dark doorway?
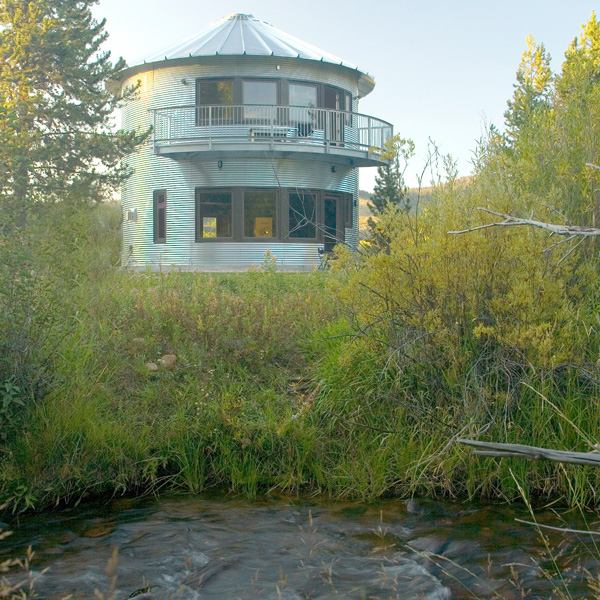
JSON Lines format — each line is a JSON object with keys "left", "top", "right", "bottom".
{"left": 323, "top": 86, "right": 344, "bottom": 144}
{"left": 323, "top": 196, "right": 339, "bottom": 251}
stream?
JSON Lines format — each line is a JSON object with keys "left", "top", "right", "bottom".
{"left": 1, "top": 494, "right": 598, "bottom": 599}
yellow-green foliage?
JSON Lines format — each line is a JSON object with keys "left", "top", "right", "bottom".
{"left": 315, "top": 13, "right": 600, "bottom": 507}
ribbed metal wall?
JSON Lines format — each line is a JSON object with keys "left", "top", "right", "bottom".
{"left": 120, "top": 56, "right": 361, "bottom": 270}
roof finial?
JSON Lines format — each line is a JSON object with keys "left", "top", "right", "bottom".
{"left": 226, "top": 12, "right": 253, "bottom": 20}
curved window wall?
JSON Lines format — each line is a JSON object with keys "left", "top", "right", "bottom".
{"left": 187, "top": 187, "right": 352, "bottom": 247}
{"left": 195, "top": 77, "right": 352, "bottom": 112}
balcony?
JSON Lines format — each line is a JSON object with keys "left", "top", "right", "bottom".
{"left": 150, "top": 105, "right": 393, "bottom": 167}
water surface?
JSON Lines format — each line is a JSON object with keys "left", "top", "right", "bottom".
{"left": 1, "top": 494, "right": 598, "bottom": 599}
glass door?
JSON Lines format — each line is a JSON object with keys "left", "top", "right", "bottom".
{"left": 323, "top": 195, "right": 339, "bottom": 251}
{"left": 289, "top": 83, "right": 317, "bottom": 137}
{"left": 324, "top": 86, "right": 344, "bottom": 145}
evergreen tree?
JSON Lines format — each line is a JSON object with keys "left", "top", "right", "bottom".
{"left": 0, "top": 0, "right": 148, "bottom": 227}
{"left": 367, "top": 134, "right": 414, "bottom": 227}
{"left": 504, "top": 34, "right": 552, "bottom": 143}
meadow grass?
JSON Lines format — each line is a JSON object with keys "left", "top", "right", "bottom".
{"left": 0, "top": 203, "right": 599, "bottom": 514}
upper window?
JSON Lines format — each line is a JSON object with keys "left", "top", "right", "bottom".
{"left": 243, "top": 81, "right": 277, "bottom": 105}
{"left": 196, "top": 190, "right": 232, "bottom": 239}
{"left": 242, "top": 80, "right": 277, "bottom": 122}
{"left": 289, "top": 83, "right": 317, "bottom": 107}
{"left": 288, "top": 191, "right": 316, "bottom": 239}
{"left": 244, "top": 190, "right": 277, "bottom": 238}
{"left": 197, "top": 79, "right": 234, "bottom": 105}
{"left": 196, "top": 79, "right": 234, "bottom": 125}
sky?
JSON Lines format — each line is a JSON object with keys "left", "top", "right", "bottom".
{"left": 94, "top": 0, "right": 598, "bottom": 190}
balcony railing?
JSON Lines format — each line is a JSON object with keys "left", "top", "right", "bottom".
{"left": 151, "top": 104, "right": 393, "bottom": 162}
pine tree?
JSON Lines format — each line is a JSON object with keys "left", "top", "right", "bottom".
{"left": 0, "top": 0, "right": 148, "bottom": 227}
{"left": 367, "top": 134, "right": 414, "bottom": 227}
{"left": 504, "top": 35, "right": 552, "bottom": 143}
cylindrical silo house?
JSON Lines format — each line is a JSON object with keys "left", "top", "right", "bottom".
{"left": 113, "top": 13, "right": 392, "bottom": 271}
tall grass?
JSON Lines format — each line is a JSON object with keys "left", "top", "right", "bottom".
{"left": 0, "top": 199, "right": 599, "bottom": 513}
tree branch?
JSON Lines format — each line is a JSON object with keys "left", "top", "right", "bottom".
{"left": 457, "top": 438, "right": 600, "bottom": 466}
{"left": 514, "top": 518, "right": 600, "bottom": 537}
{"left": 448, "top": 208, "right": 600, "bottom": 237}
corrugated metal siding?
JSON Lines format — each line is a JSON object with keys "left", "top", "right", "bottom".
{"left": 128, "top": 243, "right": 323, "bottom": 272}
{"left": 121, "top": 59, "right": 360, "bottom": 270}
{"left": 123, "top": 57, "right": 360, "bottom": 107}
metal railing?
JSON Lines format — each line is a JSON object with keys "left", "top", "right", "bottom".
{"left": 151, "top": 104, "right": 393, "bottom": 155}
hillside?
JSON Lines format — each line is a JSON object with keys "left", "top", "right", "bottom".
{"left": 358, "top": 177, "right": 472, "bottom": 232}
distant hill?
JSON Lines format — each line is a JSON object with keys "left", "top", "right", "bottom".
{"left": 358, "top": 187, "right": 433, "bottom": 231}
{"left": 358, "top": 177, "right": 472, "bottom": 232}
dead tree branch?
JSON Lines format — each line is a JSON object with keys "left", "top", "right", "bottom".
{"left": 448, "top": 208, "right": 600, "bottom": 237}
{"left": 514, "top": 518, "right": 600, "bottom": 537}
{"left": 456, "top": 438, "right": 600, "bottom": 467}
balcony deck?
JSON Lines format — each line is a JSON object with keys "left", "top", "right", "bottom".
{"left": 151, "top": 105, "right": 393, "bottom": 167}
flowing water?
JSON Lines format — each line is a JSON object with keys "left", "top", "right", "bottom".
{"left": 1, "top": 494, "right": 598, "bottom": 599}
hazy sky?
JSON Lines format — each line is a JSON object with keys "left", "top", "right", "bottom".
{"left": 94, "top": 0, "right": 597, "bottom": 190}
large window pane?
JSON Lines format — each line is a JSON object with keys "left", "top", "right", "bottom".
{"left": 289, "top": 83, "right": 317, "bottom": 107}
{"left": 243, "top": 81, "right": 277, "bottom": 104}
{"left": 196, "top": 191, "right": 232, "bottom": 239}
{"left": 243, "top": 80, "right": 277, "bottom": 122}
{"left": 244, "top": 190, "right": 276, "bottom": 238}
{"left": 196, "top": 80, "right": 234, "bottom": 125}
{"left": 198, "top": 80, "right": 233, "bottom": 105}
{"left": 288, "top": 191, "right": 316, "bottom": 239}
{"left": 289, "top": 83, "right": 318, "bottom": 137}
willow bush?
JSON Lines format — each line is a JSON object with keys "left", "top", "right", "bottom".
{"left": 314, "top": 13, "right": 600, "bottom": 505}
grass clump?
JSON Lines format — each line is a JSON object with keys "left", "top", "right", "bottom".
{"left": 0, "top": 205, "right": 337, "bottom": 511}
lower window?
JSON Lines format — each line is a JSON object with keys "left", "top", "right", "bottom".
{"left": 153, "top": 189, "right": 167, "bottom": 243}
{"left": 193, "top": 187, "right": 351, "bottom": 244}
{"left": 195, "top": 190, "right": 232, "bottom": 239}
{"left": 288, "top": 191, "right": 317, "bottom": 239}
{"left": 244, "top": 190, "right": 277, "bottom": 238}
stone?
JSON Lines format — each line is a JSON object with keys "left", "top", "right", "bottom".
{"left": 159, "top": 354, "right": 177, "bottom": 369}
{"left": 145, "top": 362, "right": 159, "bottom": 372}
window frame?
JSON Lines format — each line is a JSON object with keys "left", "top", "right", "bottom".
{"left": 241, "top": 78, "right": 280, "bottom": 105}
{"left": 195, "top": 188, "right": 234, "bottom": 242}
{"left": 242, "top": 188, "right": 279, "bottom": 241}
{"left": 322, "top": 192, "right": 351, "bottom": 249}
{"left": 286, "top": 188, "right": 320, "bottom": 242}
{"left": 192, "top": 187, "right": 353, "bottom": 244}
{"left": 194, "top": 76, "right": 352, "bottom": 112}
{"left": 153, "top": 189, "right": 167, "bottom": 244}
{"left": 195, "top": 77, "right": 236, "bottom": 126}
{"left": 344, "top": 193, "right": 354, "bottom": 229}
{"left": 195, "top": 77, "right": 236, "bottom": 105}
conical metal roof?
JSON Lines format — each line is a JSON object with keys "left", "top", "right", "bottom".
{"left": 121, "top": 13, "right": 375, "bottom": 96}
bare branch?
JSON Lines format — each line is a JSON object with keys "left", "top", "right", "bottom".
{"left": 456, "top": 438, "right": 600, "bottom": 467}
{"left": 448, "top": 208, "right": 600, "bottom": 237}
{"left": 514, "top": 518, "right": 600, "bottom": 537}
{"left": 586, "top": 162, "right": 600, "bottom": 172}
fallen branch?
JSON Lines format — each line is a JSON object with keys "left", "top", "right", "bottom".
{"left": 456, "top": 438, "right": 600, "bottom": 467}
{"left": 448, "top": 208, "right": 600, "bottom": 237}
{"left": 514, "top": 518, "right": 600, "bottom": 537}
